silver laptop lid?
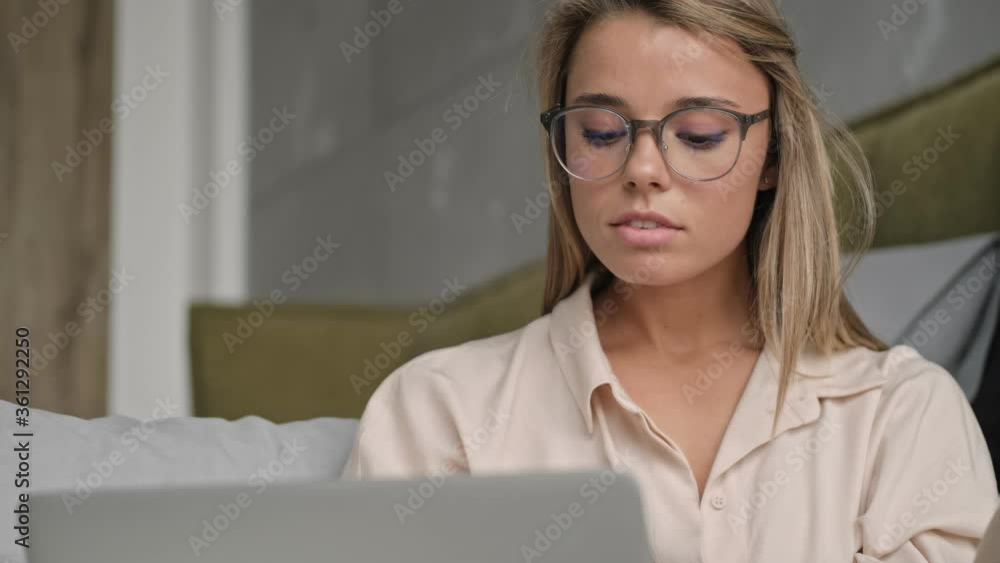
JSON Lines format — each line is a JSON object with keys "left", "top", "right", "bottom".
{"left": 28, "top": 469, "right": 654, "bottom": 563}
{"left": 975, "top": 503, "right": 1000, "bottom": 563}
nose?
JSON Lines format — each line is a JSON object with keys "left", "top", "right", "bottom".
{"left": 622, "top": 125, "right": 671, "bottom": 192}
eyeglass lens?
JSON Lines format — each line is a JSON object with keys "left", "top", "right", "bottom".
{"left": 551, "top": 107, "right": 743, "bottom": 181}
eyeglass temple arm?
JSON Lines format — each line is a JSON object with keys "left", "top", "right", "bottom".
{"left": 540, "top": 105, "right": 563, "bottom": 130}
{"left": 737, "top": 109, "right": 770, "bottom": 139}
{"left": 742, "top": 109, "right": 770, "bottom": 125}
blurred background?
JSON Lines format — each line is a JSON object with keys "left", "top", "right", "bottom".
{"left": 2, "top": 0, "right": 999, "bottom": 421}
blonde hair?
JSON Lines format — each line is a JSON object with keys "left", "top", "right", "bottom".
{"left": 534, "top": 0, "right": 887, "bottom": 429}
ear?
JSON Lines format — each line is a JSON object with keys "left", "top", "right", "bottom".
{"left": 758, "top": 165, "right": 778, "bottom": 192}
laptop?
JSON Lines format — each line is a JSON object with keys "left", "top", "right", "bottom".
{"left": 976, "top": 503, "right": 1000, "bottom": 563}
{"left": 27, "top": 469, "right": 654, "bottom": 563}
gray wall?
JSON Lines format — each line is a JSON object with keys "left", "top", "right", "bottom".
{"left": 248, "top": 0, "right": 1000, "bottom": 305}
{"left": 781, "top": 0, "right": 1000, "bottom": 119}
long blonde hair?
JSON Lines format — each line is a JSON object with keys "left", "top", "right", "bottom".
{"left": 535, "top": 0, "right": 887, "bottom": 428}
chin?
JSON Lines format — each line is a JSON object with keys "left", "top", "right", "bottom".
{"left": 601, "top": 253, "right": 691, "bottom": 287}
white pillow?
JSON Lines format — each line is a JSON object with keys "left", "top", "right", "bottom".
{"left": 0, "top": 401, "right": 358, "bottom": 563}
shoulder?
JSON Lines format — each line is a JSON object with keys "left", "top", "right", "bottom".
{"left": 843, "top": 347, "right": 998, "bottom": 556}
{"left": 813, "top": 343, "right": 964, "bottom": 401}
{"left": 803, "top": 343, "right": 974, "bottom": 435}
{"left": 826, "top": 344, "right": 979, "bottom": 441}
{"left": 870, "top": 344, "right": 967, "bottom": 406}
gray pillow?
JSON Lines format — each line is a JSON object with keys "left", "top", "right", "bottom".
{"left": 0, "top": 401, "right": 358, "bottom": 563}
{"left": 845, "top": 232, "right": 1000, "bottom": 398}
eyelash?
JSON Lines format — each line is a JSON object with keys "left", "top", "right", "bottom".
{"left": 583, "top": 128, "right": 627, "bottom": 147}
{"left": 675, "top": 131, "right": 727, "bottom": 150}
{"left": 582, "top": 128, "right": 727, "bottom": 150}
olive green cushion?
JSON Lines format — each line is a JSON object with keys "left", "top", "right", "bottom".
{"left": 191, "top": 55, "right": 1000, "bottom": 421}
{"left": 412, "top": 260, "right": 546, "bottom": 353}
{"left": 847, "top": 55, "right": 1000, "bottom": 248}
{"left": 189, "top": 264, "right": 548, "bottom": 422}
{"left": 190, "top": 305, "right": 419, "bottom": 422}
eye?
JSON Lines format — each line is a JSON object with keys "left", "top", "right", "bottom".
{"left": 675, "top": 131, "right": 726, "bottom": 150}
{"left": 582, "top": 127, "right": 627, "bottom": 147}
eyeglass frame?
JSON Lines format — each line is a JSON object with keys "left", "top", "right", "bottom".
{"left": 539, "top": 103, "right": 771, "bottom": 182}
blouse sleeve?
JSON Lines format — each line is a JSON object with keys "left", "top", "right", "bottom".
{"left": 855, "top": 354, "right": 999, "bottom": 562}
{"left": 340, "top": 359, "right": 469, "bottom": 481}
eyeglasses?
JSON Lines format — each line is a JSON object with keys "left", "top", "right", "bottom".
{"left": 540, "top": 104, "right": 770, "bottom": 182}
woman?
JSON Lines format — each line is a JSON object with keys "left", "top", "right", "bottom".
{"left": 343, "top": 1, "right": 998, "bottom": 561}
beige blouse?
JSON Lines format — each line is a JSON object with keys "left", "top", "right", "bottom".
{"left": 342, "top": 271, "right": 999, "bottom": 562}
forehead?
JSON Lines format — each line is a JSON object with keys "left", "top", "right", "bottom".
{"left": 565, "top": 11, "right": 770, "bottom": 115}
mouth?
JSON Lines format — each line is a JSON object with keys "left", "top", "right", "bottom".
{"left": 609, "top": 210, "right": 681, "bottom": 230}
{"left": 616, "top": 219, "right": 675, "bottom": 230}
{"left": 609, "top": 211, "right": 683, "bottom": 247}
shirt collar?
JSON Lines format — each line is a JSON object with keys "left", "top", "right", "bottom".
{"left": 548, "top": 270, "right": 890, "bottom": 435}
{"left": 548, "top": 270, "right": 616, "bottom": 434}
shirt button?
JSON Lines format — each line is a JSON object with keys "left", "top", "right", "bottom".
{"left": 710, "top": 494, "right": 726, "bottom": 509}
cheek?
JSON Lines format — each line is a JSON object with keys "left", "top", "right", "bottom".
{"left": 712, "top": 147, "right": 767, "bottom": 199}
{"left": 690, "top": 177, "right": 760, "bottom": 242}
{"left": 569, "top": 181, "right": 609, "bottom": 232}
{"left": 696, "top": 144, "right": 768, "bottom": 224}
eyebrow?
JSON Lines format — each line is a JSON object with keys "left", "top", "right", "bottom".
{"left": 570, "top": 92, "right": 740, "bottom": 111}
{"left": 571, "top": 92, "right": 629, "bottom": 107}
{"left": 675, "top": 96, "right": 740, "bottom": 110}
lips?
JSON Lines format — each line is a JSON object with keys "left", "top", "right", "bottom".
{"left": 609, "top": 210, "right": 683, "bottom": 247}
{"left": 609, "top": 210, "right": 681, "bottom": 230}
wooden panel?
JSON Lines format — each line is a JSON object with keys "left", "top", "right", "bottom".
{"left": 0, "top": 0, "right": 112, "bottom": 417}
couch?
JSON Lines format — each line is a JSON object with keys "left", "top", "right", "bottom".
{"left": 0, "top": 400, "right": 358, "bottom": 562}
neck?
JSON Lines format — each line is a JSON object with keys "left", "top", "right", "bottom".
{"left": 595, "top": 241, "right": 756, "bottom": 360}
